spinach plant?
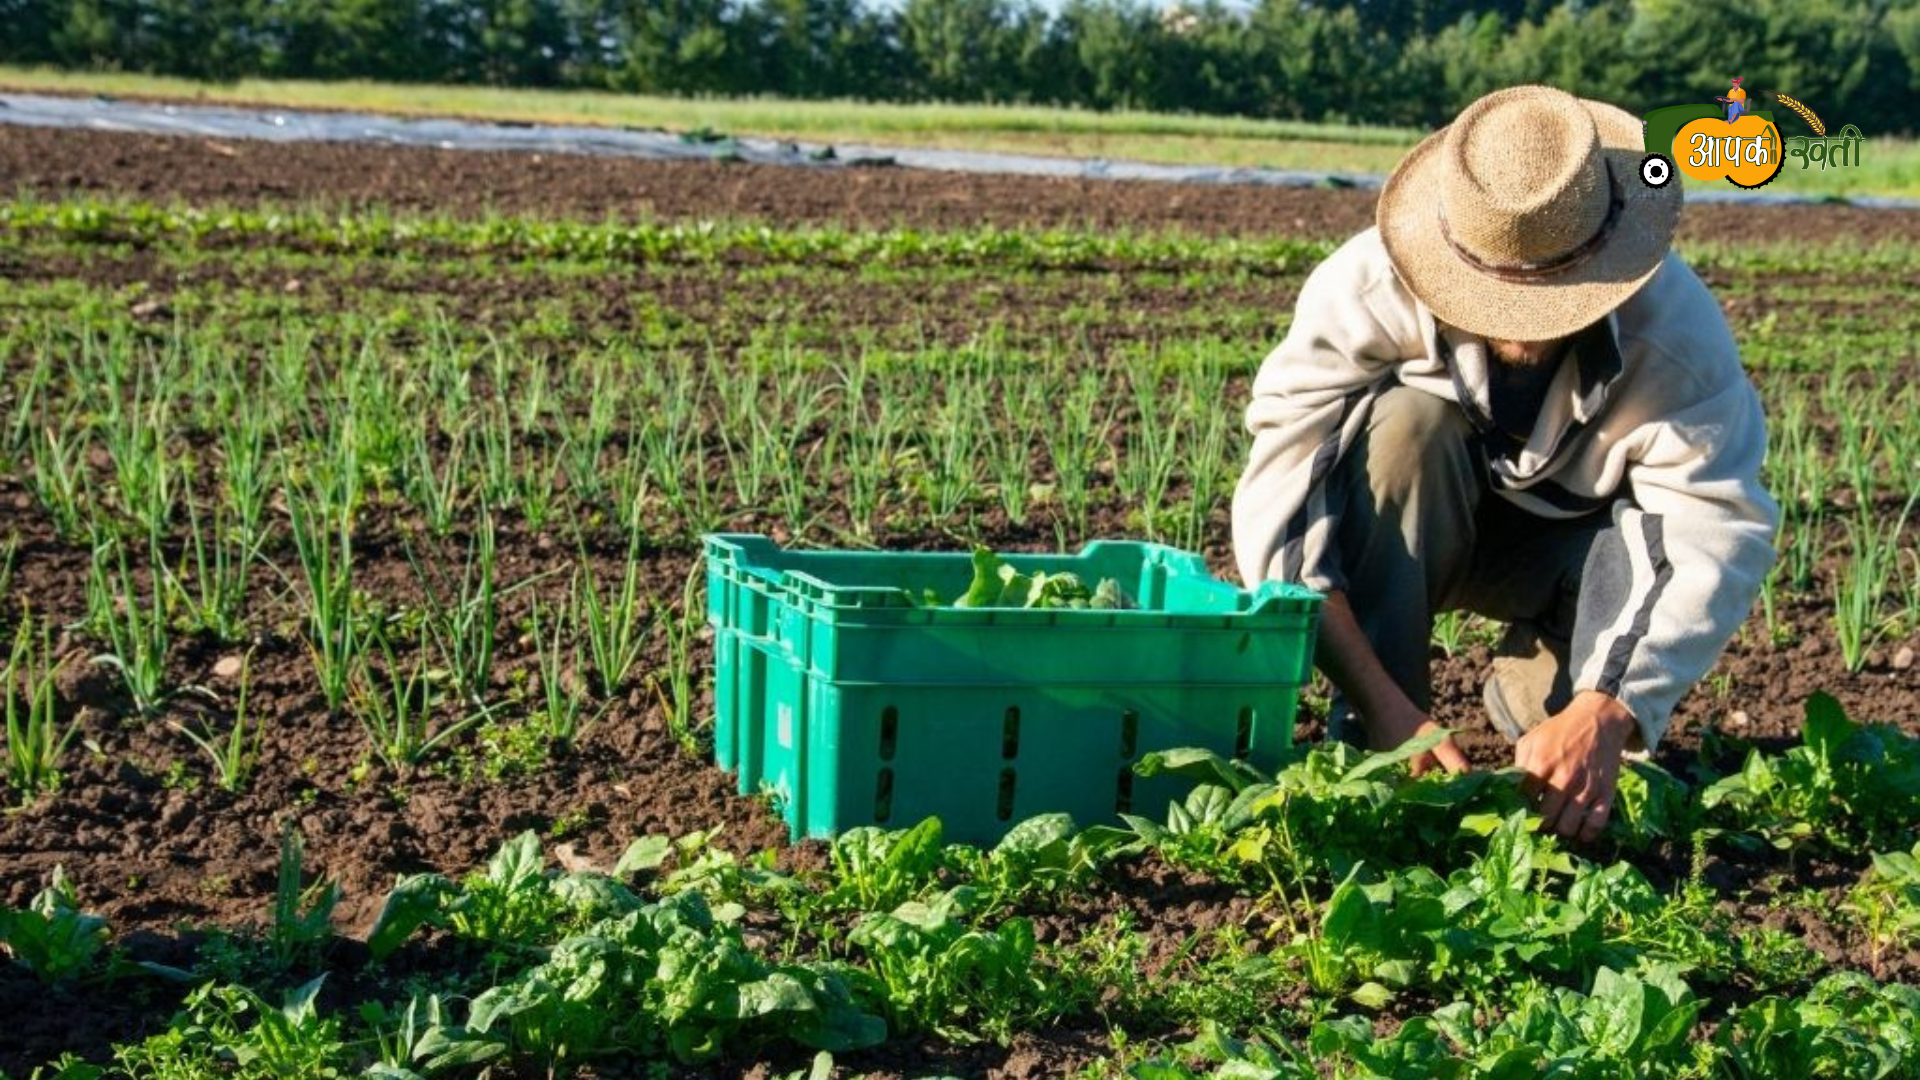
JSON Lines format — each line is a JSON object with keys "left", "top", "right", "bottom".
{"left": 0, "top": 866, "right": 108, "bottom": 985}
{"left": 1717, "top": 972, "right": 1920, "bottom": 1080}
{"left": 116, "top": 976, "right": 348, "bottom": 1080}
{"left": 1120, "top": 736, "right": 1519, "bottom": 899}
{"left": 366, "top": 830, "right": 571, "bottom": 962}
{"left": 1422, "top": 966, "right": 1705, "bottom": 1079}
{"left": 465, "top": 890, "right": 884, "bottom": 1065}
{"left": 845, "top": 885, "right": 1051, "bottom": 1043}
{"left": 954, "top": 812, "right": 1120, "bottom": 912}
{"left": 1845, "top": 840, "right": 1920, "bottom": 977}
{"left": 361, "top": 993, "right": 508, "bottom": 1080}
{"left": 824, "top": 817, "right": 948, "bottom": 912}
{"left": 1701, "top": 693, "right": 1920, "bottom": 854}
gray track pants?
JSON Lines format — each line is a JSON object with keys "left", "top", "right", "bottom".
{"left": 1324, "top": 386, "right": 1637, "bottom": 745}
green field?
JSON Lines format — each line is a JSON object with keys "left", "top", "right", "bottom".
{"left": 1, "top": 167, "right": 1919, "bottom": 1076}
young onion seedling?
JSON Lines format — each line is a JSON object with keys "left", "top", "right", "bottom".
{"left": 529, "top": 599, "right": 598, "bottom": 752}
{"left": 570, "top": 532, "right": 650, "bottom": 699}
{"left": 284, "top": 458, "right": 359, "bottom": 715}
{"left": 172, "top": 496, "right": 256, "bottom": 644}
{"left": 168, "top": 648, "right": 260, "bottom": 794}
{"left": 269, "top": 821, "right": 341, "bottom": 974}
{"left": 0, "top": 533, "right": 15, "bottom": 614}
{"left": 405, "top": 510, "right": 505, "bottom": 709}
{"left": 4, "top": 615, "right": 77, "bottom": 802}
{"left": 652, "top": 566, "right": 705, "bottom": 756}
{"left": 29, "top": 424, "right": 89, "bottom": 545}
{"left": 220, "top": 408, "right": 274, "bottom": 548}
{"left": 85, "top": 538, "right": 172, "bottom": 715}
{"left": 350, "top": 624, "right": 491, "bottom": 774}
{"left": 1831, "top": 499, "right": 1913, "bottom": 673}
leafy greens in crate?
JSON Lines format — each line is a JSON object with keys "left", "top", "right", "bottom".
{"left": 933, "top": 545, "right": 1131, "bottom": 610}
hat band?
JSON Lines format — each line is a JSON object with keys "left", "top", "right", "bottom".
{"left": 1438, "top": 161, "right": 1624, "bottom": 284}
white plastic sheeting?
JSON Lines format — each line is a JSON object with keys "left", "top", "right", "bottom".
{"left": 0, "top": 91, "right": 1373, "bottom": 189}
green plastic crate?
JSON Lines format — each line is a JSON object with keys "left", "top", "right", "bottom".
{"left": 704, "top": 534, "right": 1322, "bottom": 846}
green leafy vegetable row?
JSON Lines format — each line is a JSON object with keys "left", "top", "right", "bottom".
{"left": 0, "top": 197, "right": 1334, "bottom": 273}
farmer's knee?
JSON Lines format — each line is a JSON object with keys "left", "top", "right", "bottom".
{"left": 1356, "top": 386, "right": 1477, "bottom": 509}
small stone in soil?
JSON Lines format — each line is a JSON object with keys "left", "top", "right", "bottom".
{"left": 1893, "top": 646, "right": 1914, "bottom": 671}
{"left": 555, "top": 843, "right": 598, "bottom": 874}
{"left": 213, "top": 656, "right": 244, "bottom": 679}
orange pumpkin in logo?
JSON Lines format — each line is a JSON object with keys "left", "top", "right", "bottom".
{"left": 1674, "top": 114, "right": 1784, "bottom": 187}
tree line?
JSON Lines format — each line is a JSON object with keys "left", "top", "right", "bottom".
{"left": 3, "top": 0, "right": 1914, "bottom": 135}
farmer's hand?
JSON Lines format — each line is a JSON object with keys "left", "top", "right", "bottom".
{"left": 1367, "top": 706, "right": 1470, "bottom": 778}
{"left": 1515, "top": 691, "right": 1637, "bottom": 843}
{"left": 1314, "top": 591, "right": 1469, "bottom": 777}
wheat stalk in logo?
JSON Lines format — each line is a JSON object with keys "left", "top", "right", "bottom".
{"left": 1770, "top": 92, "right": 1825, "bottom": 136}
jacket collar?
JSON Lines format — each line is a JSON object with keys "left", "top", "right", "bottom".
{"left": 1422, "top": 306, "right": 1629, "bottom": 481}
{"left": 1571, "top": 313, "right": 1625, "bottom": 422}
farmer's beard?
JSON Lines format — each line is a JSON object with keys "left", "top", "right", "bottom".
{"left": 1487, "top": 337, "right": 1570, "bottom": 368}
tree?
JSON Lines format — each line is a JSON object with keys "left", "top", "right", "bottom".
{"left": 610, "top": 0, "right": 761, "bottom": 95}
{"left": 0, "top": 0, "right": 61, "bottom": 63}
{"left": 1058, "top": 0, "right": 1161, "bottom": 109}
{"left": 272, "top": 0, "right": 448, "bottom": 81}
{"left": 754, "top": 0, "right": 901, "bottom": 99}
{"left": 1247, "top": 1, "right": 1408, "bottom": 122}
{"left": 1153, "top": 1, "right": 1268, "bottom": 116}
{"left": 1343, "top": 0, "right": 1543, "bottom": 41}
{"left": 50, "top": 0, "right": 140, "bottom": 68}
{"left": 124, "top": 0, "right": 273, "bottom": 81}
{"left": 898, "top": 0, "right": 1050, "bottom": 102}
{"left": 1620, "top": 0, "right": 1906, "bottom": 134}
{"left": 1893, "top": 1, "right": 1920, "bottom": 90}
{"left": 436, "top": 0, "right": 571, "bottom": 86}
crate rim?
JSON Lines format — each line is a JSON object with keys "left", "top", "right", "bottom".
{"left": 702, "top": 532, "right": 1325, "bottom": 616}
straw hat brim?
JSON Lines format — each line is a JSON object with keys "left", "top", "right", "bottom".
{"left": 1377, "top": 97, "right": 1683, "bottom": 342}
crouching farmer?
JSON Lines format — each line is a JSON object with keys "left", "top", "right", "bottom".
{"left": 1231, "top": 86, "right": 1778, "bottom": 841}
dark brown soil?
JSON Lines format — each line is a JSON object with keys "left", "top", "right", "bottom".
{"left": 1, "top": 122, "right": 1917, "bottom": 1079}
{"left": 10, "top": 124, "right": 1920, "bottom": 245}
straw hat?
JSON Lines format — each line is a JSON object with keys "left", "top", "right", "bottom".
{"left": 1377, "top": 85, "right": 1683, "bottom": 342}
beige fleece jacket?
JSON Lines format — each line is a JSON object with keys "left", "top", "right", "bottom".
{"left": 1230, "top": 227, "right": 1778, "bottom": 749}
